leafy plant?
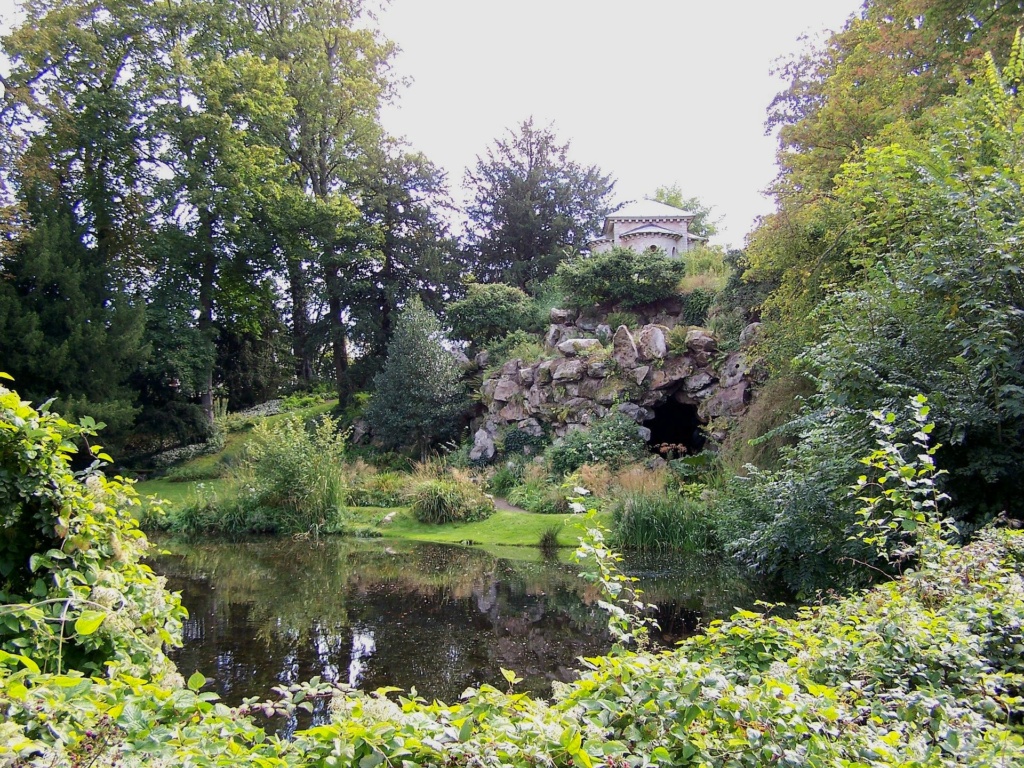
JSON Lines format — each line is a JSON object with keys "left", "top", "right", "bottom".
{"left": 604, "top": 310, "right": 638, "bottom": 330}
{"left": 545, "top": 414, "right": 648, "bottom": 477}
{"left": 409, "top": 474, "right": 494, "bottom": 524}
{"left": 556, "top": 247, "right": 686, "bottom": 309}
{"left": 448, "top": 283, "right": 536, "bottom": 346}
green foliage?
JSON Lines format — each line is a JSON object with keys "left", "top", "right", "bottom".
{"left": 281, "top": 384, "right": 335, "bottom": 412}
{"left": 172, "top": 415, "right": 349, "bottom": 536}
{"left": 0, "top": 378, "right": 185, "bottom": 680}
{"left": 545, "top": 414, "right": 648, "bottom": 477}
{"left": 716, "top": 408, "right": 879, "bottom": 596}
{"left": 573, "top": 507, "right": 658, "bottom": 649}
{"left": 679, "top": 287, "right": 715, "bottom": 327}
{"left": 501, "top": 427, "right": 549, "bottom": 456}
{"left": 448, "top": 283, "right": 535, "bottom": 346}
{"left": 3, "top": 372, "right": 1024, "bottom": 767}
{"left": 612, "top": 491, "right": 718, "bottom": 553}
{"left": 507, "top": 477, "right": 571, "bottom": 515}
{"left": 482, "top": 330, "right": 547, "bottom": 372}
{"left": 556, "top": 247, "right": 686, "bottom": 309}
{"left": 487, "top": 462, "right": 524, "bottom": 497}
{"left": 603, "top": 310, "right": 639, "bottom": 330}
{"left": 365, "top": 299, "right": 469, "bottom": 455}
{"left": 465, "top": 117, "right": 616, "bottom": 291}
{"left": 683, "top": 244, "right": 729, "bottom": 277}
{"left": 853, "top": 396, "right": 952, "bottom": 564}
{"left": 409, "top": 475, "right": 494, "bottom": 524}
{"left": 348, "top": 471, "right": 406, "bottom": 508}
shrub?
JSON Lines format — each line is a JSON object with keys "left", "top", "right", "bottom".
{"left": 684, "top": 244, "right": 731, "bottom": 278}
{"left": 507, "top": 478, "right": 571, "bottom": 515}
{"left": 348, "top": 471, "right": 407, "bottom": 507}
{"left": 501, "top": 426, "right": 548, "bottom": 456}
{"left": 556, "top": 247, "right": 685, "bottom": 308}
{"left": 483, "top": 329, "right": 546, "bottom": 370}
{"left": 487, "top": 462, "right": 523, "bottom": 496}
{"left": 612, "top": 490, "right": 717, "bottom": 552}
{"left": 171, "top": 415, "right": 349, "bottom": 536}
{"left": 448, "top": 283, "right": 535, "bottom": 346}
{"left": 409, "top": 474, "right": 494, "bottom": 523}
{"left": 715, "top": 410, "right": 880, "bottom": 596}
{"left": 604, "top": 310, "right": 638, "bottom": 330}
{"left": 0, "top": 378, "right": 185, "bottom": 680}
{"left": 680, "top": 287, "right": 716, "bottom": 326}
{"left": 545, "top": 414, "right": 648, "bottom": 477}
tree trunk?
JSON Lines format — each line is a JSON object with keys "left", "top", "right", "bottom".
{"left": 325, "top": 262, "right": 349, "bottom": 402}
{"left": 198, "top": 209, "right": 217, "bottom": 424}
{"left": 287, "top": 255, "right": 314, "bottom": 385}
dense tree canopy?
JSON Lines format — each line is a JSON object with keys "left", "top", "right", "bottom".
{"left": 464, "top": 118, "right": 616, "bottom": 292}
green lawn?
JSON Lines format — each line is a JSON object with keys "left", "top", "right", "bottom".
{"left": 346, "top": 506, "right": 612, "bottom": 548}
{"left": 136, "top": 477, "right": 231, "bottom": 511}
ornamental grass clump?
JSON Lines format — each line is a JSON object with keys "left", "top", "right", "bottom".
{"left": 409, "top": 469, "right": 494, "bottom": 524}
{"left": 612, "top": 490, "right": 717, "bottom": 553}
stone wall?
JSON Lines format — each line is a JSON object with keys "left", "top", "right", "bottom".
{"left": 469, "top": 308, "right": 759, "bottom": 462}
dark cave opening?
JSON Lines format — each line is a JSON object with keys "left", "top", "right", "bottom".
{"left": 646, "top": 398, "right": 706, "bottom": 457}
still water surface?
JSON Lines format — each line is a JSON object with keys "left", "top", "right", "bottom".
{"left": 150, "top": 537, "right": 777, "bottom": 733}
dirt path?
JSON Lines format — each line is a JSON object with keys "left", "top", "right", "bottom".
{"left": 492, "top": 496, "right": 528, "bottom": 513}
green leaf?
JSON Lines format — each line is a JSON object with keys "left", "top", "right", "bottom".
{"left": 188, "top": 671, "right": 207, "bottom": 691}
{"left": 74, "top": 610, "right": 106, "bottom": 636}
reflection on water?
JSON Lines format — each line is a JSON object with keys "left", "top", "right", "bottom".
{"left": 150, "top": 536, "right": 778, "bottom": 733}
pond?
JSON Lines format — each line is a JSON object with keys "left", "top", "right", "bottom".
{"left": 150, "top": 536, "right": 779, "bottom": 735}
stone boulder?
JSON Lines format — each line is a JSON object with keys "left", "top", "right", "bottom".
{"left": 501, "top": 358, "right": 522, "bottom": 376}
{"left": 631, "top": 365, "right": 651, "bottom": 386}
{"left": 612, "top": 325, "right": 639, "bottom": 368}
{"left": 637, "top": 325, "right": 668, "bottom": 361}
{"left": 650, "top": 356, "right": 695, "bottom": 390}
{"left": 701, "top": 381, "right": 750, "bottom": 419}
{"left": 685, "top": 328, "right": 718, "bottom": 365}
{"left": 553, "top": 359, "right": 586, "bottom": 382}
{"left": 557, "top": 338, "right": 601, "bottom": 356}
{"left": 492, "top": 378, "right": 520, "bottom": 402}
{"left": 719, "top": 352, "right": 748, "bottom": 388}
{"left": 550, "top": 307, "right": 575, "bottom": 324}
{"left": 683, "top": 370, "right": 716, "bottom": 393}
{"left": 470, "top": 427, "right": 496, "bottom": 462}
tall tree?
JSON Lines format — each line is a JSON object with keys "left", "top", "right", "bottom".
{"left": 237, "top": 0, "right": 396, "bottom": 401}
{"left": 464, "top": 117, "right": 615, "bottom": 292}
{"left": 0, "top": 0, "right": 161, "bottom": 435}
{"left": 353, "top": 145, "right": 460, "bottom": 357}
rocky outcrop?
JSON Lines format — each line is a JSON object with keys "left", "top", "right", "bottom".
{"left": 474, "top": 312, "right": 754, "bottom": 446}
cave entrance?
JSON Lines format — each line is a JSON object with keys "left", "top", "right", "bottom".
{"left": 647, "top": 399, "right": 706, "bottom": 458}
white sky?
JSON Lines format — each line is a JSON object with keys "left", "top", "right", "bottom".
{"left": 0, "top": 0, "right": 864, "bottom": 248}
{"left": 376, "top": 0, "right": 862, "bottom": 248}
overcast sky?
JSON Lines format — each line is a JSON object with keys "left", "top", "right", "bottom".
{"left": 0, "top": 0, "right": 864, "bottom": 247}
{"left": 376, "top": 0, "right": 862, "bottom": 247}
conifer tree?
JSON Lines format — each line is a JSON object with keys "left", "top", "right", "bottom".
{"left": 365, "top": 298, "right": 467, "bottom": 456}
